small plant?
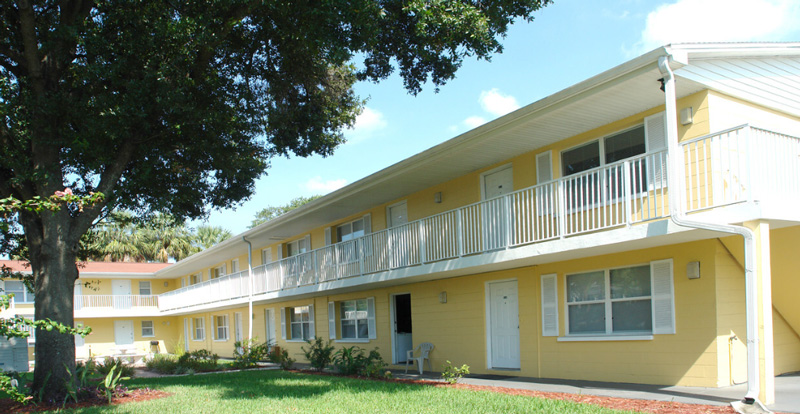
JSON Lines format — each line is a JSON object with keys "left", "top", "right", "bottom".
{"left": 98, "top": 364, "right": 129, "bottom": 404}
{"left": 96, "top": 356, "right": 135, "bottom": 378}
{"left": 145, "top": 353, "right": 180, "bottom": 374}
{"left": 279, "top": 349, "right": 295, "bottom": 370}
{"left": 301, "top": 337, "right": 335, "bottom": 371}
{"left": 177, "top": 349, "right": 219, "bottom": 372}
{"left": 172, "top": 336, "right": 187, "bottom": 358}
{"left": 441, "top": 360, "right": 470, "bottom": 384}
{"left": 0, "top": 371, "right": 31, "bottom": 405}
{"left": 333, "top": 346, "right": 387, "bottom": 378}
{"left": 233, "top": 338, "right": 271, "bottom": 369}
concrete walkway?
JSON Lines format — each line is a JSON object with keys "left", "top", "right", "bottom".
{"left": 392, "top": 370, "right": 800, "bottom": 413}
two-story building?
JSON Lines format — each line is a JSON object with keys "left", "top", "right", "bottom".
{"left": 3, "top": 43, "right": 800, "bottom": 407}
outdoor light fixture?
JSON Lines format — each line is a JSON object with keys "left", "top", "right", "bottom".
{"left": 434, "top": 192, "right": 443, "bottom": 203}
{"left": 439, "top": 291, "right": 447, "bottom": 303}
{"left": 687, "top": 261, "right": 701, "bottom": 279}
{"left": 163, "top": 282, "right": 169, "bottom": 287}
{"left": 680, "top": 107, "right": 694, "bottom": 125}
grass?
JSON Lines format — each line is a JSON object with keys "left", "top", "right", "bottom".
{"left": 27, "top": 369, "right": 634, "bottom": 414}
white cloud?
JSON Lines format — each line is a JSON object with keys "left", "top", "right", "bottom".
{"left": 463, "top": 116, "right": 487, "bottom": 129}
{"left": 633, "top": 0, "right": 800, "bottom": 55}
{"left": 479, "top": 88, "right": 521, "bottom": 117}
{"left": 345, "top": 107, "right": 387, "bottom": 144}
{"left": 305, "top": 176, "right": 347, "bottom": 193}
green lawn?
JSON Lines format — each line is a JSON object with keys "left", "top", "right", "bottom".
{"left": 32, "top": 369, "right": 634, "bottom": 414}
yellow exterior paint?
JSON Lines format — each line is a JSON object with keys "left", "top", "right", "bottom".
{"left": 74, "top": 317, "right": 179, "bottom": 358}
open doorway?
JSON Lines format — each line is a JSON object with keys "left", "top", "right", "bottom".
{"left": 391, "top": 293, "right": 413, "bottom": 364}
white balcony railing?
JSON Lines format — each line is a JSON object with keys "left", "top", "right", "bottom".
{"left": 73, "top": 295, "right": 159, "bottom": 310}
{"left": 158, "top": 126, "right": 800, "bottom": 312}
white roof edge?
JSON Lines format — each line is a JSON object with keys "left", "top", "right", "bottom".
{"left": 157, "top": 42, "right": 800, "bottom": 277}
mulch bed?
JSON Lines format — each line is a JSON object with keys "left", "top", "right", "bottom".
{"left": 0, "top": 388, "right": 171, "bottom": 413}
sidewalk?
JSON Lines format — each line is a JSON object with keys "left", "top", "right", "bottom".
{"left": 392, "top": 370, "right": 800, "bottom": 414}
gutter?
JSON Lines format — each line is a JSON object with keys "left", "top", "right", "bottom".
{"left": 242, "top": 236, "right": 254, "bottom": 342}
{"left": 658, "top": 55, "right": 771, "bottom": 413}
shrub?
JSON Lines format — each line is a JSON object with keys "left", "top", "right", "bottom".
{"left": 96, "top": 357, "right": 135, "bottom": 378}
{"left": 233, "top": 338, "right": 271, "bottom": 369}
{"left": 145, "top": 353, "right": 179, "bottom": 374}
{"left": 177, "top": 349, "right": 219, "bottom": 372}
{"left": 333, "top": 346, "right": 387, "bottom": 378}
{"left": 267, "top": 346, "right": 294, "bottom": 370}
{"left": 301, "top": 337, "right": 335, "bottom": 371}
{"left": 441, "top": 360, "right": 470, "bottom": 384}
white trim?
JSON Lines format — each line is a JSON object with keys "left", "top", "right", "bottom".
{"left": 231, "top": 259, "right": 240, "bottom": 274}
{"left": 540, "top": 273, "right": 559, "bottom": 337}
{"left": 141, "top": 320, "right": 155, "bottom": 337}
{"left": 557, "top": 335, "right": 654, "bottom": 342}
{"left": 335, "top": 339, "right": 371, "bottom": 344}
{"left": 328, "top": 301, "right": 336, "bottom": 340}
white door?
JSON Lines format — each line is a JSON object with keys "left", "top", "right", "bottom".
{"left": 391, "top": 293, "right": 413, "bottom": 364}
{"left": 112, "top": 280, "right": 132, "bottom": 309}
{"left": 183, "top": 318, "right": 190, "bottom": 351}
{"left": 113, "top": 320, "right": 134, "bottom": 349}
{"left": 265, "top": 309, "right": 276, "bottom": 346}
{"left": 388, "top": 202, "right": 411, "bottom": 267}
{"left": 74, "top": 282, "right": 83, "bottom": 310}
{"left": 482, "top": 166, "right": 513, "bottom": 250}
{"left": 74, "top": 321, "right": 87, "bottom": 358}
{"left": 488, "top": 280, "right": 520, "bottom": 369}
{"left": 234, "top": 312, "right": 244, "bottom": 353}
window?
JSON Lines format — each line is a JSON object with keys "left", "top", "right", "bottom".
{"left": 328, "top": 298, "right": 376, "bottom": 341}
{"left": 210, "top": 265, "right": 226, "bottom": 279}
{"left": 231, "top": 259, "right": 239, "bottom": 274}
{"left": 139, "top": 281, "right": 151, "bottom": 296}
{"left": 215, "top": 315, "right": 229, "bottom": 340}
{"left": 141, "top": 320, "right": 154, "bottom": 337}
{"left": 340, "top": 299, "right": 369, "bottom": 340}
{"left": 566, "top": 265, "right": 653, "bottom": 335}
{"left": 190, "top": 273, "right": 201, "bottom": 285}
{"left": 4, "top": 281, "right": 34, "bottom": 303}
{"left": 337, "top": 218, "right": 365, "bottom": 242}
{"left": 192, "top": 317, "right": 205, "bottom": 340}
{"left": 287, "top": 238, "right": 308, "bottom": 257}
{"left": 289, "top": 306, "right": 312, "bottom": 340}
{"left": 261, "top": 248, "right": 273, "bottom": 265}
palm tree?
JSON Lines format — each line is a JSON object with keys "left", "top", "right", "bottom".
{"left": 84, "top": 211, "right": 145, "bottom": 262}
{"left": 139, "top": 213, "right": 199, "bottom": 262}
{"left": 194, "top": 225, "right": 233, "bottom": 249}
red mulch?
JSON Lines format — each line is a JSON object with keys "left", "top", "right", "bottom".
{"left": 0, "top": 388, "right": 171, "bottom": 413}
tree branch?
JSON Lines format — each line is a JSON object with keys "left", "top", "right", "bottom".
{"left": 16, "top": 0, "right": 44, "bottom": 96}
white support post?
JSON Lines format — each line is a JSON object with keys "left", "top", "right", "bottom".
{"left": 455, "top": 209, "right": 463, "bottom": 257}
{"left": 623, "top": 160, "right": 632, "bottom": 226}
{"left": 419, "top": 220, "right": 427, "bottom": 264}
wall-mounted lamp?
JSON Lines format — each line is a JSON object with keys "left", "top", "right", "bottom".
{"left": 680, "top": 107, "right": 694, "bottom": 125}
{"left": 439, "top": 291, "right": 447, "bottom": 303}
{"left": 163, "top": 282, "right": 169, "bottom": 287}
{"left": 687, "top": 261, "right": 701, "bottom": 279}
{"left": 434, "top": 192, "right": 443, "bottom": 204}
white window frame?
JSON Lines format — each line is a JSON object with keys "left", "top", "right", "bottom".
{"left": 287, "top": 237, "right": 309, "bottom": 257}
{"left": 215, "top": 315, "right": 229, "bottom": 341}
{"left": 340, "top": 299, "right": 370, "bottom": 340}
{"left": 210, "top": 264, "right": 226, "bottom": 279}
{"left": 192, "top": 317, "right": 205, "bottom": 341}
{"left": 563, "top": 263, "right": 654, "bottom": 339}
{"left": 329, "top": 297, "right": 377, "bottom": 343}
{"left": 190, "top": 273, "right": 202, "bottom": 285}
{"left": 138, "top": 281, "right": 152, "bottom": 296}
{"left": 141, "top": 320, "right": 155, "bottom": 337}
{"left": 287, "top": 305, "right": 313, "bottom": 341}
{"left": 336, "top": 217, "right": 366, "bottom": 243}
{"left": 4, "top": 280, "right": 34, "bottom": 303}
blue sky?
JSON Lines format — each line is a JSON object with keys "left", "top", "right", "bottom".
{"left": 196, "top": 0, "right": 800, "bottom": 234}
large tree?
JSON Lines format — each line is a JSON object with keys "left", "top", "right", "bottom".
{"left": 249, "top": 195, "right": 323, "bottom": 228}
{"left": 0, "top": 0, "right": 551, "bottom": 399}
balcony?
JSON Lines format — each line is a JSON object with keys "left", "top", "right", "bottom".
{"left": 74, "top": 295, "right": 160, "bottom": 317}
{"left": 158, "top": 125, "right": 800, "bottom": 313}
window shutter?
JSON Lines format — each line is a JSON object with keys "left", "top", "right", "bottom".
{"left": 304, "top": 234, "right": 312, "bottom": 251}
{"left": 367, "top": 297, "right": 377, "bottom": 339}
{"left": 651, "top": 259, "right": 676, "bottom": 334}
{"left": 262, "top": 248, "right": 272, "bottom": 265}
{"left": 645, "top": 112, "right": 668, "bottom": 186}
{"left": 222, "top": 264, "right": 227, "bottom": 276}
{"left": 324, "top": 228, "right": 332, "bottom": 246}
{"left": 362, "top": 214, "right": 372, "bottom": 234}
{"left": 328, "top": 302, "right": 336, "bottom": 339}
{"left": 536, "top": 151, "right": 553, "bottom": 183}
{"left": 277, "top": 243, "right": 283, "bottom": 260}
{"left": 308, "top": 304, "right": 316, "bottom": 338}
{"left": 540, "top": 274, "right": 559, "bottom": 337}
{"left": 181, "top": 278, "right": 186, "bottom": 288}
{"left": 280, "top": 308, "right": 287, "bottom": 340}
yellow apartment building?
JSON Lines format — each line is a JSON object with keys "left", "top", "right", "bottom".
{"left": 2, "top": 43, "right": 800, "bottom": 407}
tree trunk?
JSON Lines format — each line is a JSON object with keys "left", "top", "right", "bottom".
{"left": 29, "top": 229, "right": 78, "bottom": 401}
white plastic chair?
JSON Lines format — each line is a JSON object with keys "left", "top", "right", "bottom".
{"left": 405, "top": 342, "right": 434, "bottom": 374}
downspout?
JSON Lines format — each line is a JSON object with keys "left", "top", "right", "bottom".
{"left": 658, "top": 56, "right": 769, "bottom": 412}
{"left": 242, "top": 236, "right": 254, "bottom": 341}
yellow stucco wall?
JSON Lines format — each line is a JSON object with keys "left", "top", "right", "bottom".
{"left": 73, "top": 316, "right": 180, "bottom": 358}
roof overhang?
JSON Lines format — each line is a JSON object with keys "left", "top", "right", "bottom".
{"left": 157, "top": 42, "right": 800, "bottom": 277}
